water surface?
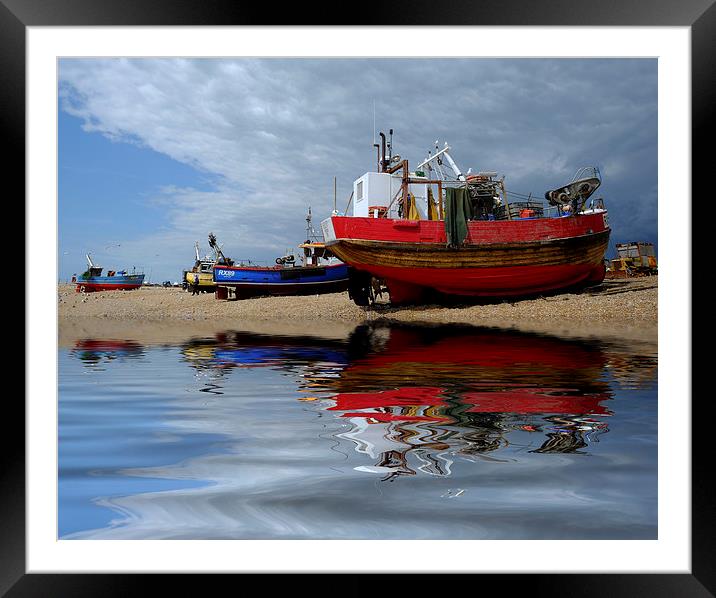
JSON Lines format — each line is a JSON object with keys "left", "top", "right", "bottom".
{"left": 59, "top": 323, "right": 657, "bottom": 539}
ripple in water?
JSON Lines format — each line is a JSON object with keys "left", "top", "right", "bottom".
{"left": 59, "top": 323, "right": 657, "bottom": 539}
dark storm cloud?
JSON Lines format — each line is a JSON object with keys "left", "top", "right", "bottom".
{"left": 59, "top": 58, "right": 657, "bottom": 278}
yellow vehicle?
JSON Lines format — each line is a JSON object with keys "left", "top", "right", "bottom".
{"left": 183, "top": 241, "right": 218, "bottom": 292}
{"left": 607, "top": 241, "right": 657, "bottom": 278}
{"left": 183, "top": 269, "right": 215, "bottom": 291}
{"left": 183, "top": 235, "right": 235, "bottom": 292}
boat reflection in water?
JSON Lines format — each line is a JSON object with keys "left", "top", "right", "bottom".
{"left": 310, "top": 324, "right": 613, "bottom": 480}
{"left": 180, "top": 331, "right": 349, "bottom": 394}
{"left": 62, "top": 324, "right": 656, "bottom": 539}
{"left": 71, "top": 339, "right": 145, "bottom": 366}
{"left": 179, "top": 323, "right": 619, "bottom": 481}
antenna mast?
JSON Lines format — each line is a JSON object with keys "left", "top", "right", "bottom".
{"left": 306, "top": 206, "right": 313, "bottom": 240}
{"left": 208, "top": 233, "right": 227, "bottom": 263}
{"left": 373, "top": 100, "right": 376, "bottom": 145}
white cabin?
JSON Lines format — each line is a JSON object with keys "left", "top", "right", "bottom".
{"left": 353, "top": 172, "right": 429, "bottom": 219}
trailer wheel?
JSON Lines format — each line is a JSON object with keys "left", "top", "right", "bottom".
{"left": 347, "top": 268, "right": 374, "bottom": 306}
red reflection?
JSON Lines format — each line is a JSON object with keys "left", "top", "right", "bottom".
{"left": 326, "top": 327, "right": 612, "bottom": 423}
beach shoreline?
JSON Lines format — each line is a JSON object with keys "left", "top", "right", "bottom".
{"left": 58, "top": 277, "right": 658, "bottom": 348}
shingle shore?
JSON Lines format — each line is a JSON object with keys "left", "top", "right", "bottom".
{"left": 58, "top": 277, "right": 657, "bottom": 345}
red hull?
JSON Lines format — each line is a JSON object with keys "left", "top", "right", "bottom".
{"left": 364, "top": 263, "right": 604, "bottom": 301}
{"left": 76, "top": 283, "right": 143, "bottom": 292}
{"left": 326, "top": 212, "right": 610, "bottom": 303}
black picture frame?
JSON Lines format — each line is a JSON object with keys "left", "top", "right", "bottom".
{"left": 9, "top": 0, "right": 704, "bottom": 594}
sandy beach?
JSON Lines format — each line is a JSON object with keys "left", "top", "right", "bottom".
{"left": 58, "top": 276, "right": 658, "bottom": 348}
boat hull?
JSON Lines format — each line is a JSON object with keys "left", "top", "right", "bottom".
{"left": 183, "top": 270, "right": 216, "bottom": 290}
{"left": 76, "top": 274, "right": 145, "bottom": 292}
{"left": 213, "top": 263, "right": 349, "bottom": 298}
{"left": 324, "top": 213, "right": 610, "bottom": 303}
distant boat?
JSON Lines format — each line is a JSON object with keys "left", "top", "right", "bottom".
{"left": 182, "top": 241, "right": 216, "bottom": 292}
{"left": 182, "top": 235, "right": 235, "bottom": 292}
{"left": 214, "top": 207, "right": 349, "bottom": 299}
{"left": 322, "top": 132, "right": 610, "bottom": 305}
{"left": 75, "top": 254, "right": 144, "bottom": 293}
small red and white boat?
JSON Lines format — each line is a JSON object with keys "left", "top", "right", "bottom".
{"left": 322, "top": 131, "right": 610, "bottom": 305}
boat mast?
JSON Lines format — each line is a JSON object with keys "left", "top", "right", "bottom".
{"left": 379, "top": 132, "right": 388, "bottom": 172}
{"left": 417, "top": 144, "right": 465, "bottom": 182}
{"left": 378, "top": 129, "right": 410, "bottom": 215}
{"left": 208, "top": 233, "right": 229, "bottom": 264}
{"left": 305, "top": 206, "right": 313, "bottom": 241}
{"left": 86, "top": 254, "right": 95, "bottom": 268}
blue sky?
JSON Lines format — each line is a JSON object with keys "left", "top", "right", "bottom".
{"left": 59, "top": 109, "right": 213, "bottom": 281}
{"left": 58, "top": 58, "right": 657, "bottom": 283}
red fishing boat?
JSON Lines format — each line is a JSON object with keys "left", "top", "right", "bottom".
{"left": 322, "top": 131, "right": 610, "bottom": 305}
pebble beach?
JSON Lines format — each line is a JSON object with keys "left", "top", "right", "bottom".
{"left": 58, "top": 276, "right": 658, "bottom": 347}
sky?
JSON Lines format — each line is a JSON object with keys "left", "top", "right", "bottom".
{"left": 58, "top": 58, "right": 657, "bottom": 283}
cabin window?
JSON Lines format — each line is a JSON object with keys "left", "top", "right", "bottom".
{"left": 356, "top": 180, "right": 363, "bottom": 201}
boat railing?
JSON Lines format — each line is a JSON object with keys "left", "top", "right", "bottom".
{"left": 588, "top": 197, "right": 605, "bottom": 211}
{"left": 571, "top": 166, "right": 601, "bottom": 183}
{"left": 361, "top": 172, "right": 604, "bottom": 222}
{"left": 544, "top": 205, "right": 561, "bottom": 218}
{"left": 507, "top": 200, "right": 545, "bottom": 220}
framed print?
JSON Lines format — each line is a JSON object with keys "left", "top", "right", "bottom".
{"left": 9, "top": 0, "right": 706, "bottom": 594}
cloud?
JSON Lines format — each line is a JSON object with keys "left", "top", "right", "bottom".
{"left": 59, "top": 58, "right": 657, "bottom": 280}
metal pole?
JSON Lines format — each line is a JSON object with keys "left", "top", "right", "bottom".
{"left": 438, "top": 181, "right": 444, "bottom": 220}
{"left": 502, "top": 180, "right": 512, "bottom": 220}
{"left": 402, "top": 164, "right": 409, "bottom": 217}
{"left": 372, "top": 100, "right": 375, "bottom": 146}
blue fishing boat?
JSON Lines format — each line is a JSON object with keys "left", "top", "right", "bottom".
{"left": 214, "top": 260, "right": 349, "bottom": 299}
{"left": 214, "top": 208, "right": 350, "bottom": 300}
{"left": 74, "top": 254, "right": 145, "bottom": 293}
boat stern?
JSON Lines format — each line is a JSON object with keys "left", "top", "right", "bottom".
{"left": 321, "top": 216, "right": 338, "bottom": 245}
